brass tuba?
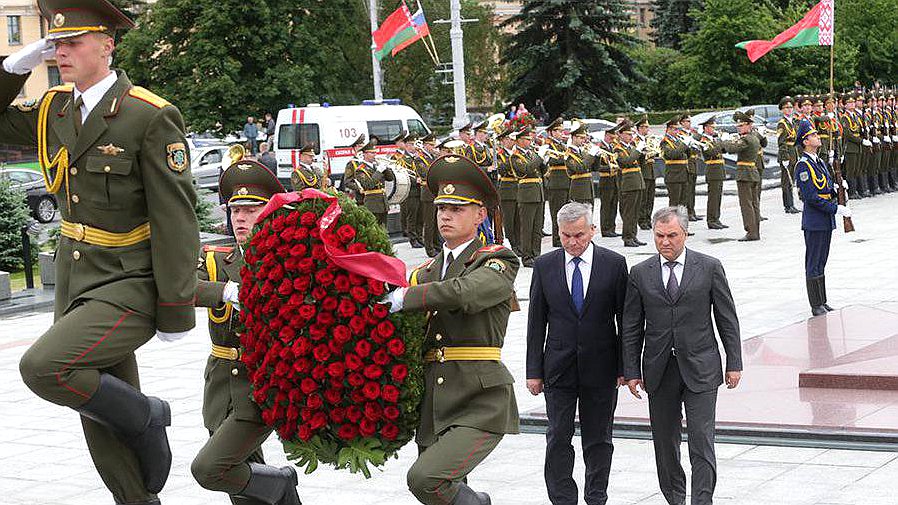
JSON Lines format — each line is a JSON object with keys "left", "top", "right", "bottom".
{"left": 227, "top": 143, "right": 246, "bottom": 165}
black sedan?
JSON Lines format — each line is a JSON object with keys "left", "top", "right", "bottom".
{"left": 0, "top": 167, "right": 58, "bottom": 223}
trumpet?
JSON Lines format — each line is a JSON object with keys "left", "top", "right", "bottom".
{"left": 636, "top": 134, "right": 663, "bottom": 158}
{"left": 588, "top": 143, "right": 619, "bottom": 169}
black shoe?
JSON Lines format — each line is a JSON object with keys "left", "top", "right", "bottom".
{"left": 707, "top": 222, "right": 724, "bottom": 230}
{"left": 760, "top": 216, "right": 768, "bottom": 221}
{"left": 410, "top": 240, "right": 424, "bottom": 249}
{"left": 688, "top": 215, "right": 699, "bottom": 222}
{"left": 77, "top": 374, "right": 172, "bottom": 494}
{"left": 238, "top": 463, "right": 301, "bottom": 505}
{"left": 452, "top": 483, "right": 491, "bottom": 505}
{"left": 542, "top": 230, "right": 551, "bottom": 237}
{"left": 737, "top": 234, "right": 760, "bottom": 242}
{"left": 807, "top": 276, "right": 827, "bottom": 317}
{"left": 552, "top": 242, "right": 562, "bottom": 248}
{"left": 785, "top": 207, "right": 801, "bottom": 214}
{"left": 623, "top": 239, "right": 640, "bottom": 247}
{"left": 601, "top": 232, "right": 620, "bottom": 238}
{"left": 635, "top": 239, "right": 647, "bottom": 246}
{"left": 638, "top": 224, "right": 651, "bottom": 230}
{"left": 521, "top": 259, "right": 534, "bottom": 268}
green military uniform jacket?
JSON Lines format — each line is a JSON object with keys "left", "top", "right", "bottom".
{"left": 841, "top": 111, "right": 862, "bottom": 154}
{"left": 511, "top": 147, "right": 546, "bottom": 203}
{"left": 496, "top": 147, "right": 518, "bottom": 202}
{"left": 0, "top": 69, "right": 198, "bottom": 330}
{"left": 290, "top": 162, "right": 324, "bottom": 191}
{"left": 396, "top": 150, "right": 421, "bottom": 197}
{"left": 544, "top": 137, "right": 570, "bottom": 191}
{"left": 614, "top": 142, "right": 645, "bottom": 192}
{"left": 415, "top": 151, "right": 437, "bottom": 202}
{"left": 404, "top": 242, "right": 520, "bottom": 446}
{"left": 636, "top": 134, "right": 656, "bottom": 181}
{"left": 661, "top": 134, "right": 689, "bottom": 184}
{"left": 565, "top": 145, "right": 594, "bottom": 201}
{"left": 686, "top": 131, "right": 700, "bottom": 175}
{"left": 195, "top": 246, "right": 262, "bottom": 430}
{"left": 347, "top": 159, "right": 395, "bottom": 214}
{"left": 594, "top": 140, "right": 618, "bottom": 189}
{"left": 722, "top": 133, "right": 762, "bottom": 182}
{"left": 464, "top": 141, "right": 493, "bottom": 169}
{"left": 777, "top": 116, "right": 797, "bottom": 164}
{"left": 699, "top": 134, "right": 726, "bottom": 181}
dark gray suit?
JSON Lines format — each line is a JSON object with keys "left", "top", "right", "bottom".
{"left": 621, "top": 249, "right": 742, "bottom": 505}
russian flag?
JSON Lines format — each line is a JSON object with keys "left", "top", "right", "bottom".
{"left": 391, "top": 1, "right": 430, "bottom": 55}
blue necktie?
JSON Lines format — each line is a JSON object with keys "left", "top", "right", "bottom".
{"left": 571, "top": 257, "right": 584, "bottom": 314}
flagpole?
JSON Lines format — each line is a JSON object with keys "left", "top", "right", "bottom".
{"left": 369, "top": 0, "right": 384, "bottom": 100}
{"left": 829, "top": 32, "right": 834, "bottom": 96}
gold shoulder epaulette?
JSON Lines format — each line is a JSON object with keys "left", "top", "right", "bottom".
{"left": 128, "top": 86, "right": 171, "bottom": 109}
{"left": 477, "top": 244, "right": 505, "bottom": 254}
{"left": 47, "top": 84, "right": 74, "bottom": 93}
{"left": 203, "top": 245, "right": 234, "bottom": 253}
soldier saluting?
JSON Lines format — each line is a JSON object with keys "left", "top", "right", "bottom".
{"left": 290, "top": 143, "right": 326, "bottom": 191}
{"left": 6, "top": 0, "right": 199, "bottom": 502}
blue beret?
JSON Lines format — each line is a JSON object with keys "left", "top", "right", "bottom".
{"left": 796, "top": 119, "right": 817, "bottom": 146}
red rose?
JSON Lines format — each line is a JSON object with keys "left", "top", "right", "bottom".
{"left": 284, "top": 257, "right": 299, "bottom": 270}
{"left": 293, "top": 276, "right": 311, "bottom": 293}
{"left": 359, "top": 418, "right": 377, "bottom": 437}
{"left": 271, "top": 214, "right": 286, "bottom": 232}
{"left": 279, "top": 226, "right": 295, "bottom": 242}
{"left": 386, "top": 338, "right": 405, "bottom": 357}
{"left": 309, "top": 324, "right": 327, "bottom": 341}
{"left": 300, "top": 211, "right": 318, "bottom": 226}
{"left": 278, "top": 345, "right": 294, "bottom": 361}
{"left": 372, "top": 349, "right": 390, "bottom": 366}
{"left": 383, "top": 405, "right": 400, "bottom": 421}
{"left": 345, "top": 353, "right": 363, "bottom": 370}
{"left": 313, "top": 343, "right": 333, "bottom": 363}
{"left": 322, "top": 296, "right": 338, "bottom": 312}
{"left": 253, "top": 388, "right": 269, "bottom": 404}
{"left": 311, "top": 228, "right": 320, "bottom": 239}
{"left": 350, "top": 286, "right": 369, "bottom": 304}
{"left": 288, "top": 388, "right": 303, "bottom": 403}
{"left": 293, "top": 358, "right": 312, "bottom": 374}
{"left": 333, "top": 325, "right": 352, "bottom": 345}
{"left": 334, "top": 275, "right": 351, "bottom": 293}
{"left": 349, "top": 389, "right": 366, "bottom": 404}
{"left": 274, "top": 361, "right": 290, "bottom": 377}
{"left": 298, "top": 304, "right": 316, "bottom": 320}
{"left": 287, "top": 404, "right": 300, "bottom": 421}
{"left": 267, "top": 265, "right": 285, "bottom": 282}
{"left": 289, "top": 243, "right": 307, "bottom": 258}
{"left": 363, "top": 364, "right": 383, "bottom": 380}
{"left": 309, "top": 412, "right": 328, "bottom": 430}
{"left": 329, "top": 407, "right": 346, "bottom": 423}
{"left": 336, "top": 224, "right": 357, "bottom": 243}
{"left": 347, "top": 372, "right": 365, "bottom": 388}
{"left": 260, "top": 281, "right": 275, "bottom": 297}
{"left": 278, "top": 326, "right": 296, "bottom": 344}
{"left": 372, "top": 303, "right": 389, "bottom": 319}
{"left": 306, "top": 393, "right": 323, "bottom": 410}
{"left": 381, "top": 384, "right": 400, "bottom": 403}
{"left": 311, "top": 365, "right": 327, "bottom": 381}
{"left": 292, "top": 337, "right": 312, "bottom": 357}
{"left": 337, "top": 423, "right": 359, "bottom": 440}
{"left": 377, "top": 321, "right": 396, "bottom": 340}
{"left": 362, "top": 381, "right": 381, "bottom": 400}
{"left": 367, "top": 279, "right": 386, "bottom": 297}
{"left": 261, "top": 408, "right": 275, "bottom": 425}
{"left": 324, "top": 388, "right": 343, "bottom": 405}
{"left": 298, "top": 257, "right": 315, "bottom": 273}
{"left": 349, "top": 273, "right": 366, "bottom": 285}
{"left": 277, "top": 423, "right": 295, "bottom": 440}
{"left": 293, "top": 226, "right": 309, "bottom": 240}
{"left": 364, "top": 402, "right": 382, "bottom": 421}
{"left": 349, "top": 315, "right": 367, "bottom": 336}
{"left": 264, "top": 234, "right": 280, "bottom": 250}
{"left": 316, "top": 311, "right": 335, "bottom": 327}
{"left": 311, "top": 286, "right": 328, "bottom": 301}
{"left": 300, "top": 408, "right": 313, "bottom": 421}
{"left": 354, "top": 339, "right": 372, "bottom": 358}
{"left": 347, "top": 243, "right": 368, "bottom": 254}
{"left": 327, "top": 361, "right": 346, "bottom": 379}
{"left": 327, "top": 338, "right": 344, "bottom": 356}
{"left": 300, "top": 378, "right": 318, "bottom": 394}
{"left": 380, "top": 423, "right": 399, "bottom": 441}
{"left": 391, "top": 364, "right": 408, "bottom": 383}
{"left": 297, "top": 424, "right": 312, "bottom": 441}
{"left": 311, "top": 244, "right": 327, "bottom": 261}
{"left": 285, "top": 211, "right": 299, "bottom": 226}
{"left": 337, "top": 299, "right": 357, "bottom": 318}
{"left": 346, "top": 405, "right": 363, "bottom": 423}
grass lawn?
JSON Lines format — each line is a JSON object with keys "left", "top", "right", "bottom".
{"left": 2, "top": 161, "right": 40, "bottom": 171}
{"left": 9, "top": 266, "right": 42, "bottom": 292}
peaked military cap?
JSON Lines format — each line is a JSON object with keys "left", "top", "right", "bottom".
{"left": 800, "top": 95, "right": 813, "bottom": 106}
{"left": 665, "top": 117, "right": 680, "bottom": 128}
{"left": 617, "top": 119, "right": 634, "bottom": 134}
{"left": 438, "top": 138, "right": 466, "bottom": 153}
{"left": 678, "top": 113, "right": 692, "bottom": 123}
{"left": 733, "top": 111, "right": 753, "bottom": 124}
{"left": 569, "top": 121, "right": 589, "bottom": 136}
{"left": 39, "top": 0, "right": 134, "bottom": 41}
{"left": 699, "top": 115, "right": 716, "bottom": 126}
{"left": 421, "top": 133, "right": 437, "bottom": 145}
{"left": 636, "top": 116, "right": 649, "bottom": 128}
{"left": 458, "top": 122, "right": 473, "bottom": 133}
{"left": 428, "top": 154, "right": 499, "bottom": 208}
{"left": 298, "top": 143, "right": 315, "bottom": 156}
{"left": 360, "top": 138, "right": 378, "bottom": 152}
{"left": 796, "top": 118, "right": 817, "bottom": 146}
{"left": 813, "top": 95, "right": 824, "bottom": 106}
{"left": 546, "top": 117, "right": 564, "bottom": 131}
{"left": 779, "top": 96, "right": 794, "bottom": 109}
{"left": 219, "top": 160, "right": 286, "bottom": 207}
{"left": 473, "top": 121, "right": 489, "bottom": 132}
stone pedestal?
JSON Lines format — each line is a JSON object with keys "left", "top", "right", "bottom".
{"left": 0, "top": 271, "right": 10, "bottom": 301}
{"left": 39, "top": 251, "right": 55, "bottom": 286}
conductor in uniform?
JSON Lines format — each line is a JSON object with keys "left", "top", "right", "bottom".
{"left": 793, "top": 119, "right": 852, "bottom": 316}
{"left": 343, "top": 138, "right": 395, "bottom": 226}
{"left": 290, "top": 143, "right": 325, "bottom": 190}
{"left": 385, "top": 154, "right": 520, "bottom": 505}
{"left": 7, "top": 0, "right": 199, "bottom": 502}
{"left": 192, "top": 160, "right": 302, "bottom": 505}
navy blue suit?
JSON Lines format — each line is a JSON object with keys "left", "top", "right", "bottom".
{"left": 527, "top": 245, "right": 628, "bottom": 505}
{"left": 795, "top": 152, "right": 837, "bottom": 277}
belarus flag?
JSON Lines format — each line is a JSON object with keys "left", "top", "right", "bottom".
{"left": 736, "top": 0, "right": 834, "bottom": 63}
{"left": 373, "top": 1, "right": 431, "bottom": 61}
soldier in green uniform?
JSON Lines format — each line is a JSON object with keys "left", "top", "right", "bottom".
{"left": 885, "top": 93, "right": 898, "bottom": 190}
{"left": 872, "top": 94, "right": 891, "bottom": 193}
{"left": 495, "top": 129, "right": 521, "bottom": 255}
{"left": 841, "top": 93, "right": 864, "bottom": 198}
{"left": 565, "top": 122, "right": 595, "bottom": 206}
{"left": 191, "top": 160, "right": 301, "bottom": 505}
{"left": 661, "top": 118, "right": 689, "bottom": 210}
{"left": 340, "top": 133, "right": 367, "bottom": 203}
{"left": 595, "top": 125, "right": 620, "bottom": 237}
{"left": 777, "top": 97, "right": 801, "bottom": 214}
{"left": 512, "top": 128, "right": 547, "bottom": 267}
{"left": 464, "top": 121, "right": 494, "bottom": 172}
{"left": 7, "top": 1, "right": 198, "bottom": 502}
{"left": 679, "top": 114, "right": 702, "bottom": 221}
{"left": 824, "top": 94, "right": 844, "bottom": 186}
{"left": 860, "top": 94, "right": 878, "bottom": 196}
{"left": 722, "top": 111, "right": 762, "bottom": 241}
{"left": 699, "top": 116, "right": 728, "bottom": 229}
{"left": 401, "top": 133, "right": 425, "bottom": 248}
{"left": 384, "top": 154, "right": 520, "bottom": 505}
{"left": 614, "top": 121, "right": 646, "bottom": 247}
{"left": 290, "top": 143, "right": 325, "bottom": 191}
{"left": 417, "top": 133, "right": 442, "bottom": 257}
{"left": 543, "top": 118, "right": 571, "bottom": 247}
{"left": 343, "top": 138, "right": 395, "bottom": 226}
{"left": 635, "top": 117, "right": 656, "bottom": 230}
{"left": 745, "top": 109, "right": 768, "bottom": 222}
{"left": 395, "top": 133, "right": 414, "bottom": 240}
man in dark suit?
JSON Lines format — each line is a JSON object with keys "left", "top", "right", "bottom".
{"left": 527, "top": 202, "right": 629, "bottom": 505}
{"left": 621, "top": 206, "right": 742, "bottom": 505}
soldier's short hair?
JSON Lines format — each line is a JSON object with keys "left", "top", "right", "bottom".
{"left": 557, "top": 202, "right": 594, "bottom": 226}
{"left": 652, "top": 206, "right": 689, "bottom": 232}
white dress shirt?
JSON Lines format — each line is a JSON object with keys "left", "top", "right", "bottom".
{"left": 73, "top": 71, "right": 118, "bottom": 125}
{"left": 385, "top": 238, "right": 477, "bottom": 313}
{"left": 564, "top": 242, "right": 594, "bottom": 300}
{"left": 441, "top": 238, "right": 476, "bottom": 279}
{"left": 660, "top": 248, "right": 687, "bottom": 287}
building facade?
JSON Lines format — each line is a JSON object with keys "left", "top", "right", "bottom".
{"left": 0, "top": 0, "right": 60, "bottom": 104}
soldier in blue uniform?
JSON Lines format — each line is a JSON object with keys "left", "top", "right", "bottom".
{"left": 794, "top": 119, "right": 852, "bottom": 316}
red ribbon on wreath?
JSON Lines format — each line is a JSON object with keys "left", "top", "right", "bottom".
{"left": 258, "top": 189, "right": 409, "bottom": 288}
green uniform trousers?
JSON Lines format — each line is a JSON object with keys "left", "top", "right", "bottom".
{"left": 407, "top": 426, "right": 503, "bottom": 505}
{"left": 706, "top": 180, "right": 724, "bottom": 225}
{"left": 517, "top": 201, "right": 543, "bottom": 262}
{"left": 19, "top": 300, "right": 157, "bottom": 504}
{"left": 639, "top": 178, "right": 655, "bottom": 228}
{"left": 421, "top": 199, "right": 440, "bottom": 256}
{"left": 403, "top": 195, "right": 422, "bottom": 242}
{"left": 736, "top": 181, "right": 761, "bottom": 239}
{"left": 667, "top": 182, "right": 686, "bottom": 209}
{"left": 500, "top": 199, "right": 519, "bottom": 252}
{"left": 685, "top": 171, "right": 698, "bottom": 216}
{"left": 191, "top": 416, "right": 272, "bottom": 503}
{"left": 844, "top": 152, "right": 860, "bottom": 178}
{"left": 547, "top": 189, "right": 569, "bottom": 247}
{"left": 620, "top": 190, "right": 641, "bottom": 242}
{"left": 598, "top": 185, "right": 618, "bottom": 235}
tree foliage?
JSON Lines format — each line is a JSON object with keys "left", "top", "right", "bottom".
{"left": 651, "top": 0, "right": 703, "bottom": 49}
{"left": 0, "top": 179, "right": 32, "bottom": 272}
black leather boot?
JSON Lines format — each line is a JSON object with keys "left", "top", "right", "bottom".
{"left": 859, "top": 175, "right": 870, "bottom": 198}
{"left": 880, "top": 173, "right": 892, "bottom": 193}
{"left": 77, "top": 374, "right": 172, "bottom": 494}
{"left": 452, "top": 483, "right": 491, "bottom": 505}
{"left": 820, "top": 275, "right": 834, "bottom": 311}
{"left": 238, "top": 463, "right": 301, "bottom": 505}
{"left": 848, "top": 177, "right": 860, "bottom": 199}
{"left": 870, "top": 175, "right": 882, "bottom": 195}
{"left": 806, "top": 277, "right": 827, "bottom": 316}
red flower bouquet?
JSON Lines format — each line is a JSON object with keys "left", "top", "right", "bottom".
{"left": 239, "top": 189, "right": 425, "bottom": 477}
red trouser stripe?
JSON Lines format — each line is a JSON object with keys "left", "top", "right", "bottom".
{"left": 55, "top": 310, "right": 134, "bottom": 399}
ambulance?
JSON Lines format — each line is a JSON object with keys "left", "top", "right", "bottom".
{"left": 271, "top": 99, "right": 431, "bottom": 187}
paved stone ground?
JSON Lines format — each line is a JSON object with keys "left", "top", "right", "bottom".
{"left": 1, "top": 188, "right": 896, "bottom": 505}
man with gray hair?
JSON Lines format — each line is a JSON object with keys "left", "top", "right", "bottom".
{"left": 622, "top": 206, "right": 742, "bottom": 505}
{"left": 527, "top": 201, "right": 629, "bottom": 505}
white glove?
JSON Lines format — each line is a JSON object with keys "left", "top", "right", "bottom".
{"left": 841, "top": 179, "right": 849, "bottom": 190}
{"left": 376, "top": 163, "right": 387, "bottom": 173}
{"left": 836, "top": 205, "right": 852, "bottom": 218}
{"left": 872, "top": 137, "right": 881, "bottom": 144}
{"left": 863, "top": 139, "right": 873, "bottom": 147}
{"left": 828, "top": 151, "right": 834, "bottom": 165}
{"left": 384, "top": 288, "right": 407, "bottom": 313}
{"left": 222, "top": 280, "right": 240, "bottom": 310}
{"left": 2, "top": 38, "right": 54, "bottom": 75}
{"left": 156, "top": 330, "right": 191, "bottom": 343}
{"left": 892, "top": 135, "right": 898, "bottom": 143}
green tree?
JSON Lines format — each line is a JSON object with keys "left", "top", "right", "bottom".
{"left": 624, "top": 45, "right": 689, "bottom": 111}
{"left": 0, "top": 179, "right": 33, "bottom": 272}
{"left": 837, "top": 0, "right": 898, "bottom": 86}
{"left": 652, "top": 0, "right": 703, "bottom": 49}
{"left": 502, "top": 0, "right": 640, "bottom": 119}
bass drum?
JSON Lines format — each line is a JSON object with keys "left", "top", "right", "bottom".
{"left": 385, "top": 162, "right": 411, "bottom": 205}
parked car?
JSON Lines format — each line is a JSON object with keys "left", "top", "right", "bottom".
{"left": 0, "top": 167, "right": 58, "bottom": 223}
{"left": 715, "top": 110, "right": 768, "bottom": 133}
{"left": 190, "top": 144, "right": 231, "bottom": 190}
{"left": 738, "top": 104, "right": 780, "bottom": 121}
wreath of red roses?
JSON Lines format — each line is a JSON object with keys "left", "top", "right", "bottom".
{"left": 239, "top": 189, "right": 425, "bottom": 477}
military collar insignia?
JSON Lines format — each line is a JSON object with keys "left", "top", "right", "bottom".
{"left": 97, "top": 143, "right": 125, "bottom": 156}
